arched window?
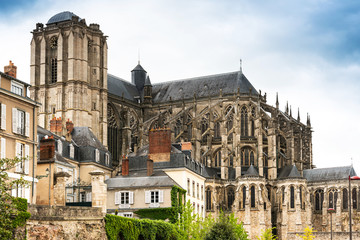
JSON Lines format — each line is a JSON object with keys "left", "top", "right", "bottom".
{"left": 241, "top": 147, "right": 254, "bottom": 167}
{"left": 353, "top": 188, "right": 357, "bottom": 209}
{"left": 251, "top": 186, "right": 255, "bottom": 208}
{"left": 315, "top": 189, "right": 324, "bottom": 211}
{"left": 226, "top": 109, "right": 234, "bottom": 141}
{"left": 251, "top": 120, "right": 255, "bottom": 137}
{"left": 201, "top": 115, "right": 208, "bottom": 143}
{"left": 328, "top": 189, "right": 338, "bottom": 209}
{"left": 290, "top": 186, "right": 295, "bottom": 208}
{"left": 241, "top": 106, "right": 248, "bottom": 136}
{"left": 206, "top": 188, "right": 212, "bottom": 211}
{"left": 300, "top": 186, "right": 305, "bottom": 210}
{"left": 214, "top": 151, "right": 221, "bottom": 167}
{"left": 242, "top": 186, "right": 246, "bottom": 209}
{"left": 107, "top": 105, "right": 120, "bottom": 166}
{"left": 227, "top": 188, "right": 235, "bottom": 210}
{"left": 343, "top": 189, "right": 348, "bottom": 210}
{"left": 229, "top": 155, "right": 234, "bottom": 167}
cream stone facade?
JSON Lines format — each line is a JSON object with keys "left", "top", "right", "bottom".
{"left": 0, "top": 61, "right": 40, "bottom": 204}
{"left": 29, "top": 11, "right": 360, "bottom": 240}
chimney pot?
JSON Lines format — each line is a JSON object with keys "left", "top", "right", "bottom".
{"left": 122, "top": 156, "right": 129, "bottom": 176}
{"left": 4, "top": 60, "right": 17, "bottom": 78}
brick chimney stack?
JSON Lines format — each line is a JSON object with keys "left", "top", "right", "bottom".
{"left": 40, "top": 135, "right": 55, "bottom": 160}
{"left": 122, "top": 156, "right": 129, "bottom": 176}
{"left": 149, "top": 128, "right": 171, "bottom": 162}
{"left": 50, "top": 117, "right": 62, "bottom": 135}
{"left": 4, "top": 60, "right": 17, "bottom": 78}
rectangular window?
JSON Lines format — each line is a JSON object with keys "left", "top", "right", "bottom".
{"left": 151, "top": 191, "right": 159, "bottom": 203}
{"left": 11, "top": 81, "right": 24, "bottom": 96}
{"left": 12, "top": 108, "right": 29, "bottom": 136}
{"left": 192, "top": 181, "right": 195, "bottom": 197}
{"left": 197, "top": 183, "right": 199, "bottom": 199}
{"left": 121, "top": 192, "right": 129, "bottom": 204}
{"left": 201, "top": 185, "right": 204, "bottom": 200}
{"left": 187, "top": 178, "right": 190, "bottom": 195}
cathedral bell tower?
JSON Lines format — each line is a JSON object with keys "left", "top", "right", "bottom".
{"left": 30, "top": 11, "right": 108, "bottom": 145}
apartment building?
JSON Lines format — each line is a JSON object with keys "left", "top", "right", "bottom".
{"left": 0, "top": 61, "right": 40, "bottom": 203}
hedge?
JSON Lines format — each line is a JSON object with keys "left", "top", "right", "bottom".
{"left": 105, "top": 214, "right": 181, "bottom": 240}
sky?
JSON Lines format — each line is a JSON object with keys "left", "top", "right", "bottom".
{"left": 0, "top": 0, "right": 359, "bottom": 173}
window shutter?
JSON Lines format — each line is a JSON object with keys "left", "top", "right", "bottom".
{"left": 1, "top": 103, "right": 6, "bottom": 130}
{"left": 1, "top": 138, "right": 5, "bottom": 159}
{"left": 12, "top": 108, "right": 17, "bottom": 133}
{"left": 25, "top": 187, "right": 30, "bottom": 203}
{"left": 25, "top": 112, "right": 30, "bottom": 137}
{"left": 15, "top": 142, "right": 21, "bottom": 172}
{"left": 159, "top": 190, "right": 164, "bottom": 203}
{"left": 115, "top": 191, "right": 120, "bottom": 205}
{"left": 129, "top": 192, "right": 134, "bottom": 204}
{"left": 86, "top": 192, "right": 92, "bottom": 202}
{"left": 24, "top": 144, "right": 29, "bottom": 174}
{"left": 145, "top": 191, "right": 150, "bottom": 203}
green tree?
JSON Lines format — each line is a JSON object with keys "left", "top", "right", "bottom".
{"left": 0, "top": 156, "right": 31, "bottom": 239}
{"left": 297, "top": 226, "right": 316, "bottom": 240}
{"left": 256, "top": 227, "right": 277, "bottom": 240}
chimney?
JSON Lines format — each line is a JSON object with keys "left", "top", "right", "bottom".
{"left": 4, "top": 60, "right": 17, "bottom": 78}
{"left": 50, "top": 117, "right": 62, "bottom": 135}
{"left": 147, "top": 157, "right": 153, "bottom": 176}
{"left": 65, "top": 119, "right": 74, "bottom": 142}
{"left": 40, "top": 135, "right": 55, "bottom": 160}
{"left": 122, "top": 156, "right": 129, "bottom": 176}
{"left": 148, "top": 128, "right": 171, "bottom": 162}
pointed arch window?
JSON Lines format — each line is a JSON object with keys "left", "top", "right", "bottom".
{"left": 343, "top": 188, "right": 348, "bottom": 210}
{"left": 214, "top": 122, "right": 221, "bottom": 139}
{"left": 241, "top": 147, "right": 254, "bottom": 167}
{"left": 229, "top": 155, "right": 234, "bottom": 167}
{"left": 250, "top": 186, "right": 255, "bottom": 208}
{"left": 227, "top": 188, "right": 235, "bottom": 210}
{"left": 328, "top": 189, "right": 338, "bottom": 209}
{"left": 201, "top": 115, "right": 209, "bottom": 143}
{"left": 206, "top": 188, "right": 212, "bottom": 211}
{"left": 315, "top": 189, "right": 324, "bottom": 211}
{"left": 241, "top": 106, "right": 248, "bottom": 136}
{"left": 242, "top": 186, "right": 246, "bottom": 209}
{"left": 290, "top": 186, "right": 295, "bottom": 208}
{"left": 226, "top": 110, "right": 234, "bottom": 141}
{"left": 353, "top": 188, "right": 357, "bottom": 209}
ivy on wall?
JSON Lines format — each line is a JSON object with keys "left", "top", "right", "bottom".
{"left": 104, "top": 214, "right": 181, "bottom": 240}
{"left": 134, "top": 185, "right": 186, "bottom": 223}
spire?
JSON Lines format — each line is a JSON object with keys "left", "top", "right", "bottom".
{"left": 290, "top": 106, "right": 292, "bottom": 117}
{"left": 145, "top": 75, "right": 152, "bottom": 86}
{"left": 297, "top": 108, "right": 300, "bottom": 122}
{"left": 285, "top": 101, "right": 289, "bottom": 115}
{"left": 240, "top": 59, "right": 242, "bottom": 74}
{"left": 276, "top": 92, "right": 279, "bottom": 109}
{"left": 138, "top": 48, "right": 140, "bottom": 65}
{"left": 307, "top": 113, "right": 311, "bottom": 127}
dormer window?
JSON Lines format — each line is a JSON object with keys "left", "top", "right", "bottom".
{"left": 11, "top": 81, "right": 23, "bottom": 96}
{"left": 69, "top": 144, "right": 74, "bottom": 159}
{"left": 95, "top": 149, "right": 100, "bottom": 162}
{"left": 105, "top": 153, "right": 109, "bottom": 166}
{"left": 57, "top": 140, "right": 62, "bottom": 155}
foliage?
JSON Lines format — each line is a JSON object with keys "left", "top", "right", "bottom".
{"left": 256, "top": 227, "right": 277, "bottom": 240}
{"left": 135, "top": 185, "right": 186, "bottom": 223}
{"left": 104, "top": 214, "right": 180, "bottom": 240}
{"left": 177, "top": 202, "right": 249, "bottom": 240}
{"left": 134, "top": 207, "right": 175, "bottom": 221}
{"left": 297, "top": 226, "right": 316, "bottom": 240}
{"left": 0, "top": 156, "right": 31, "bottom": 239}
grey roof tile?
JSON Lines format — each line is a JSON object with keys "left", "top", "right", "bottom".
{"left": 278, "top": 165, "right": 302, "bottom": 179}
{"left": 244, "top": 165, "right": 259, "bottom": 177}
{"left": 107, "top": 74, "right": 139, "bottom": 102}
{"left": 303, "top": 166, "right": 356, "bottom": 182}
{"left": 71, "top": 127, "right": 107, "bottom": 151}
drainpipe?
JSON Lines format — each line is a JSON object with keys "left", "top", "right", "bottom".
{"left": 32, "top": 105, "right": 35, "bottom": 201}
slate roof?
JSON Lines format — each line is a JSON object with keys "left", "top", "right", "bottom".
{"left": 107, "top": 74, "right": 139, "bottom": 102}
{"left": 107, "top": 70, "right": 258, "bottom": 103}
{"left": 105, "top": 170, "right": 180, "bottom": 189}
{"left": 152, "top": 71, "right": 258, "bottom": 103}
{"left": 244, "top": 165, "right": 259, "bottom": 177}
{"left": 278, "top": 165, "right": 302, "bottom": 179}
{"left": 132, "top": 64, "right": 147, "bottom": 72}
{"left": 47, "top": 11, "right": 80, "bottom": 25}
{"left": 71, "top": 127, "right": 107, "bottom": 151}
{"left": 303, "top": 166, "right": 357, "bottom": 182}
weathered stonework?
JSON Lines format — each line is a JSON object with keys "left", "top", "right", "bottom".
{"left": 26, "top": 205, "right": 106, "bottom": 240}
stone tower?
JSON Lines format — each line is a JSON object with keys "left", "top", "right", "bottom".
{"left": 30, "top": 11, "right": 108, "bottom": 145}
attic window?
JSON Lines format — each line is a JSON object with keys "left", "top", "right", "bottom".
{"left": 69, "top": 144, "right": 74, "bottom": 159}
{"left": 95, "top": 149, "right": 100, "bottom": 162}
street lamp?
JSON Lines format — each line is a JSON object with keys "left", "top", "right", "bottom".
{"left": 327, "top": 208, "right": 335, "bottom": 240}
{"left": 349, "top": 175, "right": 360, "bottom": 240}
